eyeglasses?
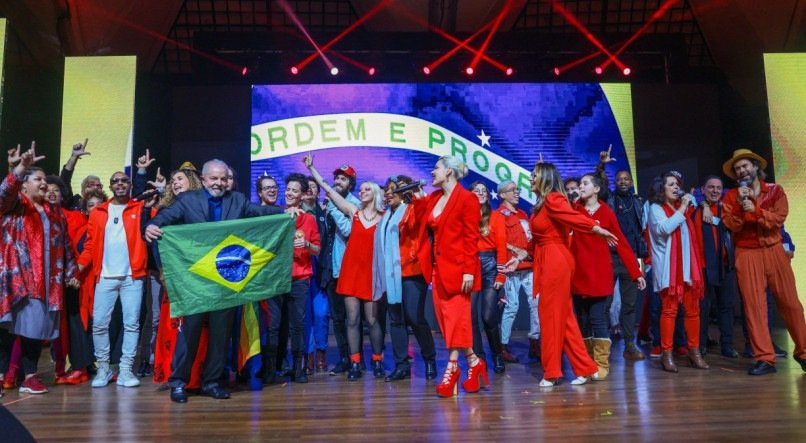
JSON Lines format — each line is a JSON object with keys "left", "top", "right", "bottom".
{"left": 260, "top": 185, "right": 278, "bottom": 192}
{"left": 503, "top": 188, "right": 521, "bottom": 195}
{"left": 110, "top": 177, "right": 130, "bottom": 184}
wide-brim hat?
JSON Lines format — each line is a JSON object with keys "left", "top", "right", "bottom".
{"left": 722, "top": 148, "right": 767, "bottom": 180}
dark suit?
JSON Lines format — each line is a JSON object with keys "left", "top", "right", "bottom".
{"left": 148, "top": 189, "right": 282, "bottom": 389}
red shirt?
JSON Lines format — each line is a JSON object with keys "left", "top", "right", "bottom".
{"left": 722, "top": 181, "right": 787, "bottom": 249}
{"left": 291, "top": 212, "right": 320, "bottom": 280}
{"left": 477, "top": 210, "right": 507, "bottom": 284}
{"left": 398, "top": 204, "right": 422, "bottom": 278}
{"left": 497, "top": 205, "right": 533, "bottom": 271}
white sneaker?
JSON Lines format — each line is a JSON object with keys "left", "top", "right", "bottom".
{"left": 92, "top": 366, "right": 114, "bottom": 388}
{"left": 116, "top": 369, "right": 141, "bottom": 388}
{"left": 538, "top": 378, "right": 557, "bottom": 387}
{"left": 570, "top": 376, "right": 589, "bottom": 385}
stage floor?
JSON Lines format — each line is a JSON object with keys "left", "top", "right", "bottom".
{"left": 3, "top": 329, "right": 806, "bottom": 442}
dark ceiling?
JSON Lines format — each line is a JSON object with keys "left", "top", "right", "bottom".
{"left": 0, "top": 0, "right": 803, "bottom": 105}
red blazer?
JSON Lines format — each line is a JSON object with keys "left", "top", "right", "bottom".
{"left": 416, "top": 185, "right": 481, "bottom": 295}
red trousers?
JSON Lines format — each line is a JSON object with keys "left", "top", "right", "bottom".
{"left": 660, "top": 288, "right": 700, "bottom": 351}
{"left": 431, "top": 272, "right": 472, "bottom": 349}
{"left": 537, "top": 246, "right": 598, "bottom": 380}
{"left": 735, "top": 246, "right": 806, "bottom": 364}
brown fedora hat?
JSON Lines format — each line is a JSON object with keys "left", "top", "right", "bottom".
{"left": 722, "top": 148, "right": 767, "bottom": 180}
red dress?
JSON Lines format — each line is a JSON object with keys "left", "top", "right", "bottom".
{"left": 570, "top": 201, "right": 641, "bottom": 297}
{"left": 336, "top": 212, "right": 378, "bottom": 301}
{"left": 530, "top": 193, "right": 599, "bottom": 380}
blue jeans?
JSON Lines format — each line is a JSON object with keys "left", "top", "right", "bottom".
{"left": 306, "top": 281, "right": 330, "bottom": 353}
{"left": 92, "top": 276, "right": 143, "bottom": 371}
{"left": 501, "top": 269, "right": 538, "bottom": 343}
{"left": 573, "top": 295, "right": 611, "bottom": 338}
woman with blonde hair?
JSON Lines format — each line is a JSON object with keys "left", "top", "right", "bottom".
{"left": 305, "top": 154, "right": 386, "bottom": 381}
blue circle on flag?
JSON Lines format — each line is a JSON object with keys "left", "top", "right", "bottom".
{"left": 216, "top": 245, "right": 252, "bottom": 283}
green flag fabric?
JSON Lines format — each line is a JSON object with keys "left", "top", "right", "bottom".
{"left": 158, "top": 214, "right": 294, "bottom": 317}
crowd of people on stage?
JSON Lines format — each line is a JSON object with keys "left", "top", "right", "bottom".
{"left": 1, "top": 139, "right": 805, "bottom": 402}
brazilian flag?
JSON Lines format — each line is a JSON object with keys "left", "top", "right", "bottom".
{"left": 158, "top": 214, "right": 294, "bottom": 317}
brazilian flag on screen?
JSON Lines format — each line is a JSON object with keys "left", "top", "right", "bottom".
{"left": 158, "top": 214, "right": 294, "bottom": 317}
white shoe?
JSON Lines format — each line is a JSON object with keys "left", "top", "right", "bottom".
{"left": 116, "top": 369, "right": 141, "bottom": 388}
{"left": 92, "top": 366, "right": 114, "bottom": 388}
{"left": 570, "top": 376, "right": 589, "bottom": 385}
{"left": 538, "top": 378, "right": 557, "bottom": 387}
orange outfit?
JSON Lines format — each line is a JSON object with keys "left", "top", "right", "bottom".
{"left": 722, "top": 182, "right": 806, "bottom": 364}
{"left": 530, "top": 193, "right": 598, "bottom": 379}
{"left": 416, "top": 186, "right": 481, "bottom": 348}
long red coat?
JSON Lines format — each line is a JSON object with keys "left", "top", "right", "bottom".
{"left": 0, "top": 172, "right": 77, "bottom": 319}
{"left": 416, "top": 186, "right": 481, "bottom": 294}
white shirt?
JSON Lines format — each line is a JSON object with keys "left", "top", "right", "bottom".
{"left": 101, "top": 203, "right": 132, "bottom": 278}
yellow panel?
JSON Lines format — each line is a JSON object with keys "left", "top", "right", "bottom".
{"left": 59, "top": 56, "right": 136, "bottom": 193}
{"left": 763, "top": 53, "right": 806, "bottom": 304}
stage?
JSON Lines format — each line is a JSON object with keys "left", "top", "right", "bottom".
{"left": 3, "top": 330, "right": 806, "bottom": 442}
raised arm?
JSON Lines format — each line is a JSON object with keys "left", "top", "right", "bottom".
{"left": 303, "top": 154, "right": 359, "bottom": 217}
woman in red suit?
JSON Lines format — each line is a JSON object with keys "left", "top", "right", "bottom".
{"left": 525, "top": 163, "right": 618, "bottom": 387}
{"left": 571, "top": 173, "right": 645, "bottom": 380}
{"left": 415, "top": 156, "right": 487, "bottom": 397}
{"left": 304, "top": 154, "right": 385, "bottom": 382}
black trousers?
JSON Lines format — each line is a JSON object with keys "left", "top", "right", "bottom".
{"left": 612, "top": 253, "right": 642, "bottom": 346}
{"left": 700, "top": 270, "right": 737, "bottom": 351}
{"left": 268, "top": 279, "right": 310, "bottom": 358}
{"left": 388, "top": 275, "right": 437, "bottom": 368}
{"left": 168, "top": 307, "right": 235, "bottom": 388}
{"left": 65, "top": 287, "right": 94, "bottom": 370}
{"left": 326, "top": 278, "right": 349, "bottom": 360}
{"left": 0, "top": 330, "right": 43, "bottom": 376}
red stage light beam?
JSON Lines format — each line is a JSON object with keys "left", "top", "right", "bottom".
{"left": 600, "top": 0, "right": 679, "bottom": 71}
{"left": 468, "top": 0, "right": 513, "bottom": 73}
{"left": 294, "top": 0, "right": 393, "bottom": 72}
{"left": 550, "top": 0, "right": 626, "bottom": 71}
{"left": 278, "top": 0, "right": 334, "bottom": 73}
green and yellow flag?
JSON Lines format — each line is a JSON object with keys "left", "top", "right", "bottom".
{"left": 158, "top": 214, "right": 294, "bottom": 317}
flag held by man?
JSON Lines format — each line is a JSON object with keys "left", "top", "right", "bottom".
{"left": 158, "top": 214, "right": 294, "bottom": 317}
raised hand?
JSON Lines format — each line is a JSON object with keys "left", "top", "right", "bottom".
{"left": 148, "top": 167, "right": 166, "bottom": 190}
{"left": 302, "top": 154, "right": 314, "bottom": 168}
{"left": 136, "top": 148, "right": 156, "bottom": 170}
{"left": 7, "top": 144, "right": 22, "bottom": 167}
{"left": 20, "top": 141, "right": 45, "bottom": 168}
{"left": 71, "top": 139, "right": 91, "bottom": 159}
{"left": 599, "top": 144, "right": 616, "bottom": 164}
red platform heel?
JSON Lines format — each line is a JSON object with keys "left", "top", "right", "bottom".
{"left": 435, "top": 360, "right": 460, "bottom": 398}
{"left": 462, "top": 357, "right": 489, "bottom": 393}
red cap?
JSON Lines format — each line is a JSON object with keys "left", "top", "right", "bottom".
{"left": 333, "top": 165, "right": 356, "bottom": 179}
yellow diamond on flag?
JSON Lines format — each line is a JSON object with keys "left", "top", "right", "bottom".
{"left": 188, "top": 234, "right": 276, "bottom": 292}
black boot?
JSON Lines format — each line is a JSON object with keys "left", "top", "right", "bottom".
{"left": 293, "top": 354, "right": 308, "bottom": 384}
{"left": 347, "top": 362, "right": 362, "bottom": 381}
{"left": 330, "top": 357, "right": 350, "bottom": 376}
{"left": 262, "top": 350, "right": 279, "bottom": 385}
{"left": 493, "top": 354, "right": 506, "bottom": 374}
{"left": 424, "top": 359, "right": 437, "bottom": 380}
{"left": 372, "top": 360, "right": 385, "bottom": 378}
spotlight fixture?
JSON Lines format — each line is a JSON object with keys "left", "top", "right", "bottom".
{"left": 553, "top": 67, "right": 561, "bottom": 76}
{"left": 368, "top": 67, "right": 376, "bottom": 76}
{"left": 330, "top": 66, "right": 339, "bottom": 76}
{"left": 622, "top": 67, "right": 632, "bottom": 76}
{"left": 290, "top": 66, "right": 299, "bottom": 75}
{"left": 505, "top": 67, "right": 513, "bottom": 76}
{"left": 423, "top": 66, "right": 431, "bottom": 75}
{"left": 594, "top": 66, "right": 603, "bottom": 75}
{"left": 465, "top": 67, "right": 474, "bottom": 75}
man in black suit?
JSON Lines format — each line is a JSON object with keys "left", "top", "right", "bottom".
{"left": 145, "top": 158, "right": 283, "bottom": 403}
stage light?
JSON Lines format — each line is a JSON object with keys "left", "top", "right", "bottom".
{"left": 422, "top": 66, "right": 431, "bottom": 75}
{"left": 623, "top": 67, "right": 631, "bottom": 76}
{"left": 290, "top": 66, "right": 299, "bottom": 75}
{"left": 330, "top": 66, "right": 339, "bottom": 76}
{"left": 505, "top": 67, "right": 513, "bottom": 76}
{"left": 241, "top": 67, "right": 248, "bottom": 76}
{"left": 595, "top": 66, "right": 603, "bottom": 75}
{"left": 465, "top": 67, "right": 474, "bottom": 75}
{"left": 368, "top": 67, "right": 376, "bottom": 76}
{"left": 553, "top": 67, "right": 561, "bottom": 76}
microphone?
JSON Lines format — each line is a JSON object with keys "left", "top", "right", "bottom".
{"left": 567, "top": 191, "right": 579, "bottom": 201}
{"left": 674, "top": 190, "right": 695, "bottom": 206}
{"left": 738, "top": 178, "right": 750, "bottom": 201}
{"left": 392, "top": 179, "right": 427, "bottom": 194}
{"left": 133, "top": 188, "right": 159, "bottom": 201}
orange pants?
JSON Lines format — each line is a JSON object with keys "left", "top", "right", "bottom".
{"left": 660, "top": 288, "right": 700, "bottom": 351}
{"left": 735, "top": 245, "right": 806, "bottom": 364}
{"left": 431, "top": 272, "right": 472, "bottom": 349}
{"left": 536, "top": 246, "right": 598, "bottom": 380}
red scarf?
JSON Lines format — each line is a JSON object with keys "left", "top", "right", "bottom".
{"left": 661, "top": 202, "right": 704, "bottom": 301}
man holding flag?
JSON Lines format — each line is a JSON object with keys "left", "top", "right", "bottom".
{"left": 145, "top": 159, "right": 291, "bottom": 403}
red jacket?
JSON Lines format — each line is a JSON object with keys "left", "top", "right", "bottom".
{"left": 78, "top": 199, "right": 148, "bottom": 282}
{"left": 571, "top": 201, "right": 641, "bottom": 297}
{"left": 416, "top": 186, "right": 481, "bottom": 294}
